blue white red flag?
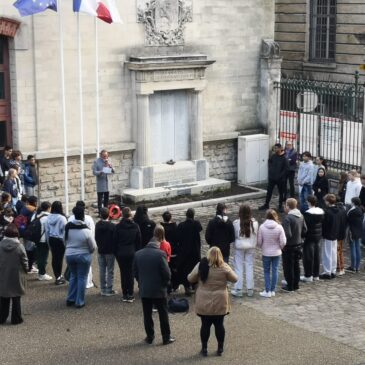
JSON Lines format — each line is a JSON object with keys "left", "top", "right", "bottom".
{"left": 73, "top": 0, "right": 122, "bottom": 24}
{"left": 13, "top": 0, "right": 57, "bottom": 16}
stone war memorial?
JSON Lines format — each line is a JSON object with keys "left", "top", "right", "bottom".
{"left": 0, "top": 1, "right": 277, "bottom": 206}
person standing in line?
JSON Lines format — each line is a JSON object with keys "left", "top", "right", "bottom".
{"left": 65, "top": 206, "right": 96, "bottom": 308}
{"left": 154, "top": 224, "right": 172, "bottom": 263}
{"left": 205, "top": 203, "right": 235, "bottom": 264}
{"left": 281, "top": 198, "right": 307, "bottom": 292}
{"left": 338, "top": 172, "right": 348, "bottom": 203}
{"left": 359, "top": 174, "right": 365, "bottom": 209}
{"left": 347, "top": 197, "right": 363, "bottom": 273}
{"left": 3, "top": 169, "right": 18, "bottom": 208}
{"left": 231, "top": 205, "right": 258, "bottom": 298}
{"left": 46, "top": 201, "right": 67, "bottom": 285}
{"left": 134, "top": 206, "right": 156, "bottom": 248}
{"left": 345, "top": 170, "right": 362, "bottom": 208}
{"left": 336, "top": 197, "right": 348, "bottom": 276}
{"left": 177, "top": 208, "right": 202, "bottom": 296}
{"left": 92, "top": 149, "right": 114, "bottom": 216}
{"left": 259, "top": 143, "right": 289, "bottom": 213}
{"left": 134, "top": 231, "right": 175, "bottom": 346}
{"left": 0, "top": 207, "right": 15, "bottom": 241}
{"left": 113, "top": 207, "right": 141, "bottom": 303}
{"left": 35, "top": 201, "right": 52, "bottom": 281}
{"left": 301, "top": 196, "right": 324, "bottom": 282}
{"left": 0, "top": 224, "right": 28, "bottom": 325}
{"left": 312, "top": 168, "right": 329, "bottom": 208}
{"left": 257, "top": 209, "right": 286, "bottom": 298}
{"left": 284, "top": 141, "right": 298, "bottom": 199}
{"left": 320, "top": 194, "right": 340, "bottom": 280}
{"left": 23, "top": 155, "right": 39, "bottom": 197}
{"left": 0, "top": 145, "right": 13, "bottom": 184}
{"left": 297, "top": 151, "right": 314, "bottom": 213}
{"left": 95, "top": 207, "right": 117, "bottom": 296}
{"left": 188, "top": 247, "right": 238, "bottom": 357}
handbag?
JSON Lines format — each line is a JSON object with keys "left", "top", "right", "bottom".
{"left": 167, "top": 297, "right": 189, "bottom": 314}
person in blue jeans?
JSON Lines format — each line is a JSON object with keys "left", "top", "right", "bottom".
{"left": 347, "top": 197, "right": 363, "bottom": 272}
{"left": 297, "top": 152, "right": 314, "bottom": 213}
{"left": 65, "top": 206, "right": 96, "bottom": 308}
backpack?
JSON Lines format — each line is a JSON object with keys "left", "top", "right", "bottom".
{"left": 167, "top": 297, "right": 189, "bottom": 314}
{"left": 23, "top": 214, "right": 47, "bottom": 243}
{"left": 14, "top": 214, "right": 28, "bottom": 238}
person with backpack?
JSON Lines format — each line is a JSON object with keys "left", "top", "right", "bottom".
{"left": 46, "top": 201, "right": 67, "bottom": 285}
{"left": 347, "top": 197, "right": 363, "bottom": 272}
{"left": 33, "top": 202, "right": 52, "bottom": 281}
{"left": 231, "top": 205, "right": 258, "bottom": 298}
{"left": 188, "top": 247, "right": 238, "bottom": 357}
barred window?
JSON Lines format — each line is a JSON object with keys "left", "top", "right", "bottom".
{"left": 310, "top": 0, "right": 336, "bottom": 62}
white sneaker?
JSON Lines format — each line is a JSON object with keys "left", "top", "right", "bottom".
{"left": 231, "top": 289, "right": 243, "bottom": 298}
{"left": 338, "top": 270, "right": 345, "bottom": 276}
{"left": 313, "top": 276, "right": 320, "bottom": 281}
{"left": 38, "top": 274, "right": 52, "bottom": 281}
{"left": 259, "top": 290, "right": 271, "bottom": 298}
{"left": 281, "top": 279, "right": 287, "bottom": 286}
{"left": 86, "top": 283, "right": 94, "bottom": 289}
{"left": 300, "top": 276, "right": 313, "bottom": 282}
{"left": 270, "top": 291, "right": 276, "bottom": 297}
{"left": 29, "top": 267, "right": 39, "bottom": 274}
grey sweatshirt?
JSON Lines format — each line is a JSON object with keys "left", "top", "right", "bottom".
{"left": 65, "top": 220, "right": 97, "bottom": 256}
{"left": 46, "top": 214, "right": 67, "bottom": 240}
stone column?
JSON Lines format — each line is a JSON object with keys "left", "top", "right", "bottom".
{"left": 136, "top": 93, "right": 151, "bottom": 167}
{"left": 259, "top": 39, "right": 282, "bottom": 148}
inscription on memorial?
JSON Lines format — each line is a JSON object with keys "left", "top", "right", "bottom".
{"left": 136, "top": 69, "right": 201, "bottom": 82}
{"left": 137, "top": 0, "right": 193, "bottom": 46}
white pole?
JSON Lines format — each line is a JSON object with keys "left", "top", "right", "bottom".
{"left": 95, "top": 17, "right": 100, "bottom": 157}
{"left": 77, "top": 13, "right": 85, "bottom": 201}
{"left": 58, "top": 0, "right": 69, "bottom": 215}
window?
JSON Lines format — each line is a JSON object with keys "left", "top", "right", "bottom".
{"left": 310, "top": 0, "right": 336, "bottom": 63}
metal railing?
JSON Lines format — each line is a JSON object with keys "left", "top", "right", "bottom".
{"left": 275, "top": 72, "right": 365, "bottom": 172}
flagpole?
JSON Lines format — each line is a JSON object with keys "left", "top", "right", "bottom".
{"left": 95, "top": 17, "right": 100, "bottom": 158}
{"left": 77, "top": 13, "right": 85, "bottom": 201}
{"left": 58, "top": 0, "right": 69, "bottom": 215}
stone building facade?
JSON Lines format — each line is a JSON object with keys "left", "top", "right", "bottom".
{"left": 0, "top": 1, "right": 275, "bottom": 207}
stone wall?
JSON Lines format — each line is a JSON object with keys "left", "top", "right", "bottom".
{"left": 203, "top": 139, "right": 237, "bottom": 181}
{"left": 37, "top": 150, "right": 134, "bottom": 206}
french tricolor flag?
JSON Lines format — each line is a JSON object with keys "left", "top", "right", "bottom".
{"left": 73, "top": 0, "right": 122, "bottom": 24}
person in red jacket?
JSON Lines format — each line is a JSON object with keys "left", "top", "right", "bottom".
{"left": 154, "top": 224, "right": 171, "bottom": 263}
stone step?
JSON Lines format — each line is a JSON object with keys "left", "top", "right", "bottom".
{"left": 153, "top": 161, "right": 197, "bottom": 187}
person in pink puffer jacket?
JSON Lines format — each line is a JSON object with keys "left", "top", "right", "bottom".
{"left": 257, "top": 209, "right": 286, "bottom": 298}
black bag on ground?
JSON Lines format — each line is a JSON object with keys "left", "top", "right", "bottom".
{"left": 168, "top": 297, "right": 189, "bottom": 314}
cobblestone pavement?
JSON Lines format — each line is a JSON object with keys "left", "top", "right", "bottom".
{"left": 150, "top": 195, "right": 365, "bottom": 353}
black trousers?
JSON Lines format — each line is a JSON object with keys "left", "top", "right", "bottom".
{"left": 48, "top": 237, "right": 65, "bottom": 279}
{"left": 286, "top": 170, "right": 296, "bottom": 199}
{"left": 303, "top": 239, "right": 320, "bottom": 278}
{"left": 35, "top": 241, "right": 49, "bottom": 276}
{"left": 142, "top": 297, "right": 171, "bottom": 340}
{"left": 116, "top": 256, "right": 134, "bottom": 296}
{"left": 97, "top": 191, "right": 109, "bottom": 214}
{"left": 0, "top": 297, "right": 23, "bottom": 325}
{"left": 282, "top": 248, "right": 301, "bottom": 291}
{"left": 200, "top": 315, "right": 225, "bottom": 347}
{"left": 26, "top": 249, "right": 36, "bottom": 272}
{"left": 265, "top": 179, "right": 285, "bottom": 206}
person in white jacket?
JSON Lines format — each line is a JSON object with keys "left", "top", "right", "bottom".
{"left": 231, "top": 205, "right": 258, "bottom": 298}
{"left": 344, "top": 170, "right": 362, "bottom": 207}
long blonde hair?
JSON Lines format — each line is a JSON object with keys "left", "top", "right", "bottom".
{"left": 207, "top": 246, "right": 224, "bottom": 268}
{"left": 154, "top": 224, "right": 165, "bottom": 242}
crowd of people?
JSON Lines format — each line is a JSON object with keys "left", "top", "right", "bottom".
{"left": 0, "top": 143, "right": 364, "bottom": 357}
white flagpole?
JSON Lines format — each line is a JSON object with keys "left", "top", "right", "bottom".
{"left": 58, "top": 0, "right": 69, "bottom": 215}
{"left": 95, "top": 17, "right": 100, "bottom": 157}
{"left": 77, "top": 13, "right": 85, "bottom": 201}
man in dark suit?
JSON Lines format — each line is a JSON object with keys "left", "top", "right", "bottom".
{"left": 134, "top": 236, "right": 175, "bottom": 345}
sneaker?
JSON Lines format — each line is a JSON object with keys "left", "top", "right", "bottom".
{"left": 126, "top": 296, "right": 135, "bottom": 303}
{"left": 270, "top": 291, "right": 275, "bottom": 297}
{"left": 121, "top": 295, "right": 128, "bottom": 302}
{"left": 330, "top": 273, "right": 336, "bottom": 279}
{"left": 300, "top": 276, "right": 313, "bottom": 282}
{"left": 281, "top": 279, "right": 287, "bottom": 286}
{"left": 29, "top": 267, "right": 39, "bottom": 274}
{"left": 86, "top": 282, "right": 94, "bottom": 289}
{"left": 38, "top": 274, "right": 52, "bottom": 281}
{"left": 163, "top": 336, "right": 176, "bottom": 345}
{"left": 55, "top": 276, "right": 66, "bottom": 285}
{"left": 337, "top": 270, "right": 345, "bottom": 276}
{"left": 102, "top": 290, "right": 118, "bottom": 297}
{"left": 247, "top": 289, "right": 254, "bottom": 297}
{"left": 231, "top": 289, "right": 243, "bottom": 298}
{"left": 258, "top": 204, "right": 269, "bottom": 211}
{"left": 259, "top": 290, "right": 271, "bottom": 298}
{"left": 313, "top": 276, "right": 320, "bottom": 281}
{"left": 346, "top": 266, "right": 356, "bottom": 273}
{"left": 319, "top": 274, "right": 331, "bottom": 280}
{"left": 281, "top": 286, "right": 293, "bottom": 293}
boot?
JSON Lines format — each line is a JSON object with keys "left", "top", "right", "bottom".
{"left": 200, "top": 342, "right": 208, "bottom": 357}
{"left": 217, "top": 342, "right": 224, "bottom": 356}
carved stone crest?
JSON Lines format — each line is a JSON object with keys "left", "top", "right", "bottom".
{"left": 137, "top": 0, "right": 193, "bottom": 46}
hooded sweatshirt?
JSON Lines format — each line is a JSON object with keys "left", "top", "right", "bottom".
{"left": 65, "top": 220, "right": 96, "bottom": 256}
{"left": 297, "top": 160, "right": 314, "bottom": 186}
{"left": 257, "top": 219, "right": 286, "bottom": 256}
{"left": 345, "top": 178, "right": 362, "bottom": 205}
{"left": 282, "top": 209, "right": 307, "bottom": 247}
{"left": 312, "top": 168, "right": 329, "bottom": 203}
{"left": 347, "top": 205, "right": 364, "bottom": 240}
{"left": 46, "top": 213, "right": 67, "bottom": 240}
{"left": 322, "top": 205, "right": 340, "bottom": 240}
{"left": 113, "top": 218, "right": 142, "bottom": 258}
{"left": 95, "top": 219, "right": 115, "bottom": 254}
{"left": 303, "top": 207, "right": 324, "bottom": 242}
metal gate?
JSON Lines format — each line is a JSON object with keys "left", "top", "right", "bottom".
{"left": 275, "top": 73, "right": 365, "bottom": 172}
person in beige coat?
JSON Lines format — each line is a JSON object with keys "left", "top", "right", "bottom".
{"left": 188, "top": 246, "right": 238, "bottom": 357}
{"left": 0, "top": 224, "right": 28, "bottom": 325}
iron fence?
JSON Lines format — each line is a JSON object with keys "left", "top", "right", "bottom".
{"left": 275, "top": 72, "right": 365, "bottom": 172}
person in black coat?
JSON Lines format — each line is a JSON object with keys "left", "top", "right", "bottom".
{"left": 302, "top": 196, "right": 324, "bottom": 281}
{"left": 205, "top": 203, "right": 235, "bottom": 263}
{"left": 359, "top": 174, "right": 365, "bottom": 209}
{"left": 134, "top": 206, "right": 156, "bottom": 248}
{"left": 259, "top": 143, "right": 289, "bottom": 212}
{"left": 312, "top": 168, "right": 329, "bottom": 208}
{"left": 176, "top": 208, "right": 202, "bottom": 295}
{"left": 134, "top": 238, "right": 175, "bottom": 345}
{"left": 95, "top": 207, "right": 116, "bottom": 296}
{"left": 347, "top": 197, "right": 363, "bottom": 272}
{"left": 113, "top": 207, "right": 141, "bottom": 302}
